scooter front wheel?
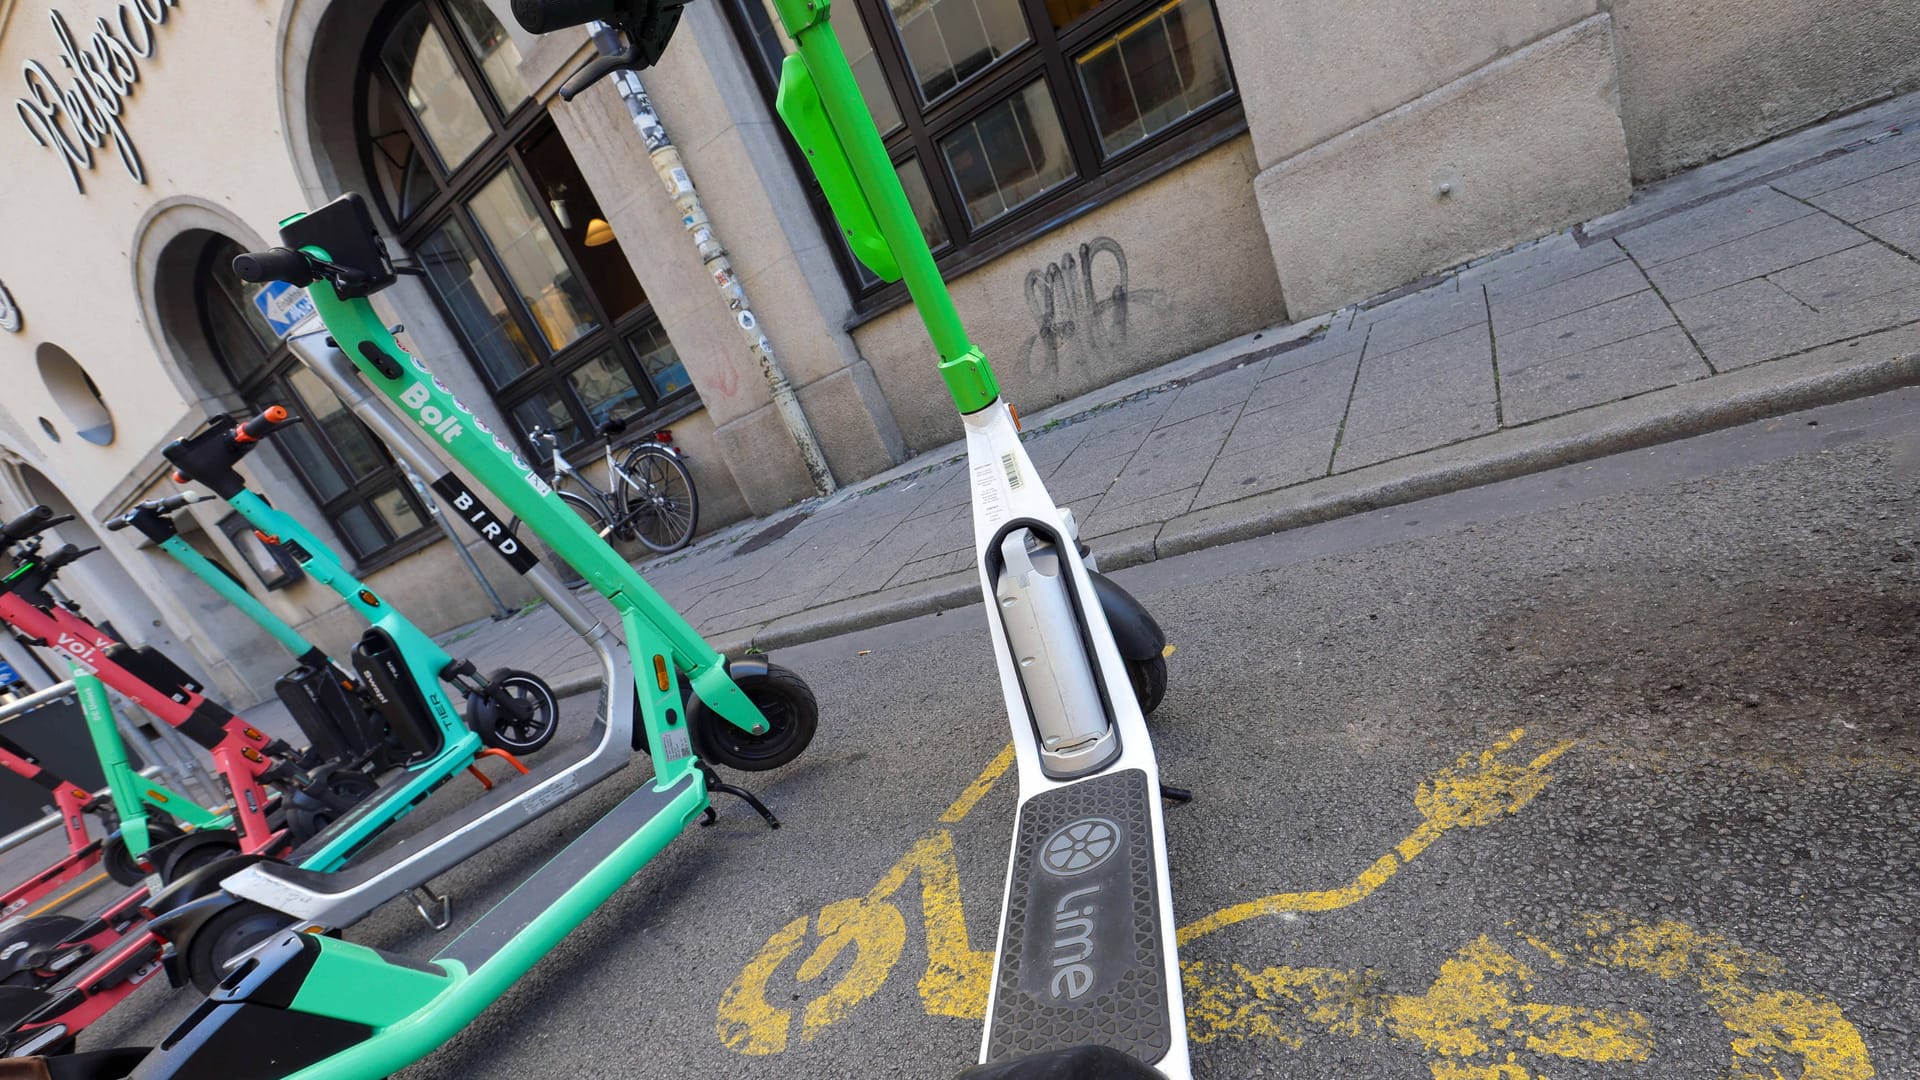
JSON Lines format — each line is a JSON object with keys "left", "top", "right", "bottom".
{"left": 1127, "top": 654, "right": 1168, "bottom": 716}
{"left": 471, "top": 670, "right": 560, "bottom": 755}
{"left": 689, "top": 662, "right": 817, "bottom": 772}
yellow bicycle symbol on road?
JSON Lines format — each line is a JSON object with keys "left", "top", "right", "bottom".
{"left": 718, "top": 729, "right": 1877, "bottom": 1079}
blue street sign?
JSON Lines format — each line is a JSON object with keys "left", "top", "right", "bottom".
{"left": 0, "top": 661, "right": 20, "bottom": 686}
{"left": 253, "top": 280, "right": 317, "bottom": 338}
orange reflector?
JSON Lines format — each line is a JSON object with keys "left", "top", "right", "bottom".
{"left": 146, "top": 790, "right": 167, "bottom": 803}
{"left": 653, "top": 655, "right": 669, "bottom": 692}
{"left": 243, "top": 727, "right": 262, "bottom": 741}
{"left": 358, "top": 589, "right": 381, "bottom": 607}
{"left": 1009, "top": 403, "right": 1022, "bottom": 431}
{"left": 242, "top": 747, "right": 262, "bottom": 763}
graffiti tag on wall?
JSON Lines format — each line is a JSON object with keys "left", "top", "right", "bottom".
{"left": 1020, "top": 237, "right": 1145, "bottom": 376}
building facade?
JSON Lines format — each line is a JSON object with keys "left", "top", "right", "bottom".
{"left": 0, "top": 0, "right": 1911, "bottom": 704}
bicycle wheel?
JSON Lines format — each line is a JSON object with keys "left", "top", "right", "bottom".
{"left": 615, "top": 444, "right": 699, "bottom": 553}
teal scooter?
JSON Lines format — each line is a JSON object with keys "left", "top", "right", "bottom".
{"left": 69, "top": 173, "right": 816, "bottom": 1074}
{"left": 107, "top": 493, "right": 395, "bottom": 841}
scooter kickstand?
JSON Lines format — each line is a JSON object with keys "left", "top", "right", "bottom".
{"left": 406, "top": 884, "right": 452, "bottom": 930}
{"left": 696, "top": 761, "right": 780, "bottom": 830}
{"left": 1160, "top": 782, "right": 1193, "bottom": 805}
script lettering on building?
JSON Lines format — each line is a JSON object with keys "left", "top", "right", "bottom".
{"left": 13, "top": 0, "right": 183, "bottom": 195}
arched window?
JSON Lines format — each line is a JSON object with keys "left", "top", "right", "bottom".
{"left": 358, "top": 0, "right": 693, "bottom": 452}
{"left": 196, "top": 237, "right": 432, "bottom": 564}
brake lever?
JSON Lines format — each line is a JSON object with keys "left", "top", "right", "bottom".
{"left": 560, "top": 42, "right": 638, "bottom": 102}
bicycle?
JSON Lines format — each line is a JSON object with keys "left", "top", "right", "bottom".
{"left": 522, "top": 416, "right": 699, "bottom": 557}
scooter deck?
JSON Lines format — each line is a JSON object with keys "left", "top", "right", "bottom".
{"left": 987, "top": 768, "right": 1172, "bottom": 1065}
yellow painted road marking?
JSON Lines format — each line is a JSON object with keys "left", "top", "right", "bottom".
{"left": 1186, "top": 934, "right": 1653, "bottom": 1075}
{"left": 1179, "top": 729, "right": 1575, "bottom": 943}
{"left": 940, "top": 744, "right": 1015, "bottom": 825}
{"left": 27, "top": 870, "right": 110, "bottom": 918}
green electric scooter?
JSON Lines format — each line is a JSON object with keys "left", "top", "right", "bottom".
{"left": 759, "top": 3, "right": 1191, "bottom": 1076}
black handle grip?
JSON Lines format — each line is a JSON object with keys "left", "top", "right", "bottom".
{"left": 559, "top": 46, "right": 638, "bottom": 101}
{"left": 110, "top": 491, "right": 206, "bottom": 531}
{"left": 42, "top": 545, "right": 96, "bottom": 572}
{"left": 233, "top": 248, "right": 315, "bottom": 287}
{"left": 0, "top": 506, "right": 69, "bottom": 545}
{"left": 511, "top": 0, "right": 622, "bottom": 33}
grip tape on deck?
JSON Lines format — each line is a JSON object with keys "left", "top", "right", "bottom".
{"left": 987, "top": 768, "right": 1171, "bottom": 1066}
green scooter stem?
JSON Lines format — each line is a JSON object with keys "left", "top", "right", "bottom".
{"left": 71, "top": 664, "right": 224, "bottom": 872}
{"left": 770, "top": 0, "right": 999, "bottom": 414}
{"left": 154, "top": 535, "right": 313, "bottom": 659}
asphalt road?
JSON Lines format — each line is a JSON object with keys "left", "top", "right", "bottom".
{"left": 34, "top": 387, "right": 1920, "bottom": 1078}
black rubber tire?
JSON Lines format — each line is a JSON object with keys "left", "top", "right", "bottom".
{"left": 101, "top": 818, "right": 184, "bottom": 886}
{"left": 688, "top": 662, "right": 817, "bottom": 772}
{"left": 158, "top": 833, "right": 241, "bottom": 886}
{"left": 183, "top": 900, "right": 296, "bottom": 995}
{"left": 475, "top": 670, "right": 559, "bottom": 755}
{"left": 617, "top": 444, "right": 699, "bottom": 553}
{"left": 1127, "top": 654, "right": 1168, "bottom": 716}
{"left": 287, "top": 769, "right": 380, "bottom": 844}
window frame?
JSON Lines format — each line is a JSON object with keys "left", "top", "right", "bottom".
{"left": 193, "top": 240, "right": 438, "bottom": 571}
{"left": 354, "top": 0, "right": 701, "bottom": 457}
{"left": 720, "top": 0, "right": 1246, "bottom": 319}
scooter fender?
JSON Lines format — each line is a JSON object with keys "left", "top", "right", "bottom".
{"left": 1087, "top": 570, "right": 1165, "bottom": 663}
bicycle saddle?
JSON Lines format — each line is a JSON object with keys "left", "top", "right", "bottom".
{"left": 597, "top": 417, "right": 630, "bottom": 438}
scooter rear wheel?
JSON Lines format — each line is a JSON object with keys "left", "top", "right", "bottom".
{"left": 159, "top": 833, "right": 241, "bottom": 885}
{"left": 101, "top": 818, "right": 185, "bottom": 886}
{"left": 1127, "top": 654, "right": 1168, "bottom": 716}
{"left": 184, "top": 900, "right": 296, "bottom": 994}
{"left": 688, "top": 662, "right": 817, "bottom": 772}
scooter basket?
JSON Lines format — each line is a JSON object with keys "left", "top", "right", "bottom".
{"left": 349, "top": 630, "right": 441, "bottom": 759}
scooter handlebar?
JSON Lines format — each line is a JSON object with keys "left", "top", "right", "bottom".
{"left": 108, "top": 491, "right": 209, "bottom": 531}
{"left": 0, "top": 505, "right": 71, "bottom": 544}
{"left": 232, "top": 247, "right": 316, "bottom": 287}
{"left": 41, "top": 544, "right": 97, "bottom": 572}
{"left": 235, "top": 405, "right": 299, "bottom": 445}
{"left": 510, "top": 0, "right": 623, "bottom": 33}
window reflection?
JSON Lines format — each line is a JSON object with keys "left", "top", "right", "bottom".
{"left": 467, "top": 169, "right": 601, "bottom": 352}
{"left": 417, "top": 218, "right": 537, "bottom": 387}
{"left": 567, "top": 348, "right": 643, "bottom": 428}
{"left": 940, "top": 80, "right": 1075, "bottom": 227}
{"left": 1076, "top": 0, "right": 1233, "bottom": 157}
{"left": 380, "top": 5, "right": 492, "bottom": 169}
{"left": 628, "top": 323, "right": 689, "bottom": 398}
{"left": 887, "top": 0, "right": 1030, "bottom": 100}
{"left": 445, "top": 0, "right": 531, "bottom": 108}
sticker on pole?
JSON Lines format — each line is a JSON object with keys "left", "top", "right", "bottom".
{"left": 253, "top": 280, "right": 317, "bottom": 338}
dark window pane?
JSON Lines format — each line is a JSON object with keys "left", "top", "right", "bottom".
{"left": 445, "top": 0, "right": 531, "bottom": 109}
{"left": 628, "top": 323, "right": 689, "bottom": 398}
{"left": 268, "top": 404, "right": 353, "bottom": 502}
{"left": 887, "top": 0, "right": 1029, "bottom": 100}
{"left": 203, "top": 290, "right": 272, "bottom": 386}
{"left": 418, "top": 217, "right": 538, "bottom": 387}
{"left": 468, "top": 168, "right": 600, "bottom": 352}
{"left": 1077, "top": 0, "right": 1233, "bottom": 157}
{"left": 566, "top": 348, "right": 643, "bottom": 429}
{"left": 366, "top": 76, "right": 440, "bottom": 221}
{"left": 520, "top": 127, "right": 647, "bottom": 319}
{"left": 509, "top": 391, "right": 577, "bottom": 449}
{"left": 333, "top": 503, "right": 388, "bottom": 559}
{"left": 380, "top": 4, "right": 492, "bottom": 170}
{"left": 368, "top": 483, "right": 426, "bottom": 541}
{"left": 1044, "top": 0, "right": 1110, "bottom": 29}
{"left": 289, "top": 366, "right": 386, "bottom": 480}
{"left": 897, "top": 158, "right": 950, "bottom": 249}
{"left": 939, "top": 80, "right": 1075, "bottom": 228}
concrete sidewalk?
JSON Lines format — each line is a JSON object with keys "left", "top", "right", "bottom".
{"left": 443, "top": 92, "right": 1920, "bottom": 695}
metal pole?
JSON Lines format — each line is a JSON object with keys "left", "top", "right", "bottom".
{"left": 402, "top": 460, "right": 513, "bottom": 620}
{"left": 588, "top": 23, "right": 838, "bottom": 497}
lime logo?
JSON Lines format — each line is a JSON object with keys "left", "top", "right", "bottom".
{"left": 1041, "top": 818, "right": 1119, "bottom": 877}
